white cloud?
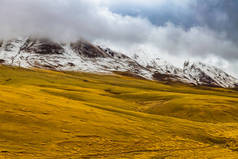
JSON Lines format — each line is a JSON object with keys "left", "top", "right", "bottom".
{"left": 0, "top": 0, "right": 237, "bottom": 76}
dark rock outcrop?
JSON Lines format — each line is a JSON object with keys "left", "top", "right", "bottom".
{"left": 0, "top": 41, "right": 3, "bottom": 48}
{"left": 153, "top": 72, "right": 181, "bottom": 82}
{"left": 4, "top": 40, "right": 16, "bottom": 52}
{"left": 23, "top": 38, "right": 64, "bottom": 54}
{"left": 70, "top": 41, "right": 109, "bottom": 58}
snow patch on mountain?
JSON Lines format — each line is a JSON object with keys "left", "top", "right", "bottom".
{"left": 0, "top": 37, "right": 237, "bottom": 88}
{"left": 183, "top": 61, "right": 238, "bottom": 88}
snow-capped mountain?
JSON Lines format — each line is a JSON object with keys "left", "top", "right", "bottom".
{"left": 0, "top": 37, "right": 237, "bottom": 88}
{"left": 183, "top": 61, "right": 238, "bottom": 88}
{"left": 0, "top": 38, "right": 152, "bottom": 79}
{"left": 132, "top": 54, "right": 195, "bottom": 84}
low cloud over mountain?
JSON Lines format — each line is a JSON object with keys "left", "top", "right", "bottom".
{"left": 0, "top": 0, "right": 238, "bottom": 76}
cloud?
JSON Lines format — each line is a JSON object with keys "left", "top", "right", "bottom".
{"left": 96, "top": 23, "right": 238, "bottom": 76}
{"left": 0, "top": 0, "right": 152, "bottom": 42}
{"left": 0, "top": 0, "right": 238, "bottom": 76}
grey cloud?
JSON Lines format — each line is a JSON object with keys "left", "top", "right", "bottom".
{"left": 109, "top": 0, "right": 238, "bottom": 41}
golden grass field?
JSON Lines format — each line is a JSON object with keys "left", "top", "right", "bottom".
{"left": 1, "top": 66, "right": 238, "bottom": 158}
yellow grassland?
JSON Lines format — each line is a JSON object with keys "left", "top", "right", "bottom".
{"left": 0, "top": 66, "right": 238, "bottom": 158}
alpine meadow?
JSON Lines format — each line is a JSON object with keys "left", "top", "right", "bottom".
{"left": 1, "top": 0, "right": 238, "bottom": 158}
{"left": 0, "top": 66, "right": 238, "bottom": 158}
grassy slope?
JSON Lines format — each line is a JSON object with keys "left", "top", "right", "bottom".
{"left": 1, "top": 66, "right": 238, "bottom": 158}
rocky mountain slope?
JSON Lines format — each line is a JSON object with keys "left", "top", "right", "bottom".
{"left": 0, "top": 37, "right": 237, "bottom": 88}
{"left": 183, "top": 61, "right": 238, "bottom": 88}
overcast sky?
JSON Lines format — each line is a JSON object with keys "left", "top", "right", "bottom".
{"left": 1, "top": 0, "right": 238, "bottom": 76}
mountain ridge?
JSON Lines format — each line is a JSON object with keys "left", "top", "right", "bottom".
{"left": 0, "top": 37, "right": 237, "bottom": 88}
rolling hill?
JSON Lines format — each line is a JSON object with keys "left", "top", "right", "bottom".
{"left": 1, "top": 66, "right": 238, "bottom": 158}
